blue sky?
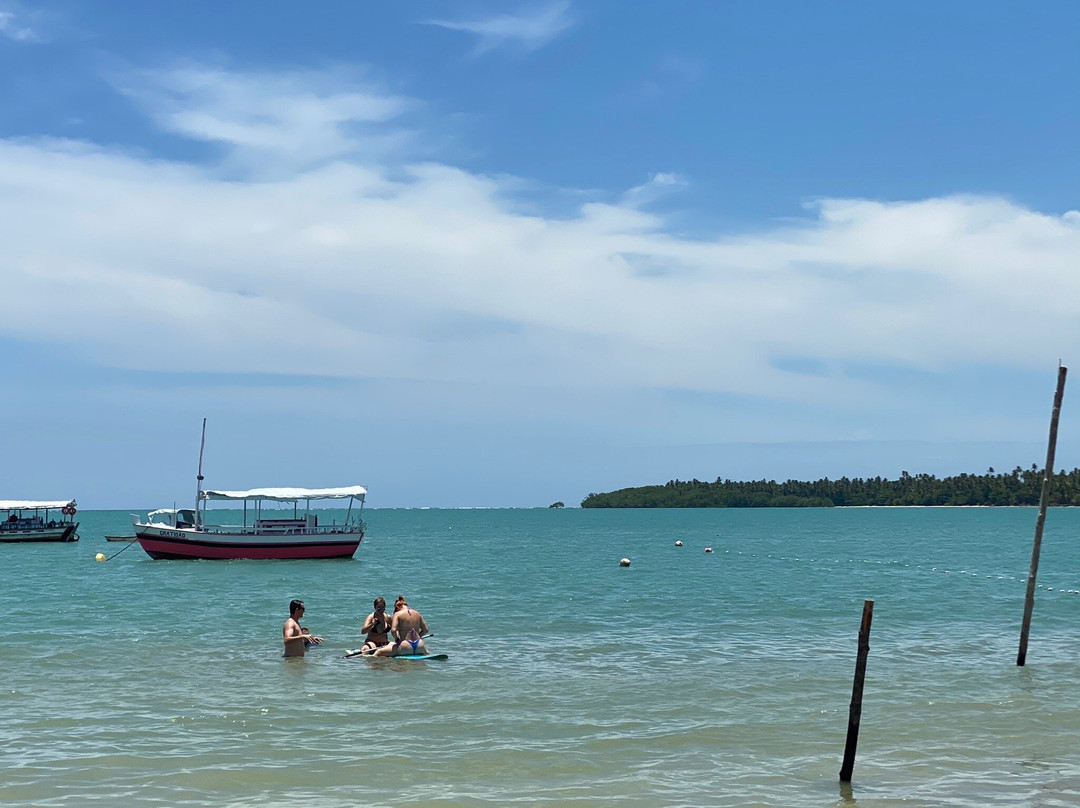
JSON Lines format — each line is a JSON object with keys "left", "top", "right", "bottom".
{"left": 2, "top": 1, "right": 1079, "bottom": 508}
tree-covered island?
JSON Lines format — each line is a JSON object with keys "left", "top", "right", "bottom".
{"left": 580, "top": 466, "right": 1080, "bottom": 508}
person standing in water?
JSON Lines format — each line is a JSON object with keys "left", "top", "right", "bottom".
{"left": 283, "top": 599, "right": 323, "bottom": 657}
{"left": 358, "top": 596, "right": 391, "bottom": 654}
{"left": 373, "top": 595, "right": 430, "bottom": 656}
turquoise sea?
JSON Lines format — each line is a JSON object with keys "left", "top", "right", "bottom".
{"left": 3, "top": 507, "right": 1080, "bottom": 807}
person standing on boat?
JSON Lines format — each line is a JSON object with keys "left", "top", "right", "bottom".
{"left": 283, "top": 599, "right": 323, "bottom": 657}
{"left": 358, "top": 596, "right": 391, "bottom": 654}
{"left": 373, "top": 595, "right": 430, "bottom": 657}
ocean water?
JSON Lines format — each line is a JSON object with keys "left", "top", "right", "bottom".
{"left": 2, "top": 507, "right": 1080, "bottom": 808}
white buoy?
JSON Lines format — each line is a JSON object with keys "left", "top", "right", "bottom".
{"left": 675, "top": 540, "right": 683, "bottom": 547}
{"left": 95, "top": 552, "right": 106, "bottom": 562}
{"left": 619, "top": 557, "right": 631, "bottom": 567}
{"left": 704, "top": 547, "right": 713, "bottom": 554}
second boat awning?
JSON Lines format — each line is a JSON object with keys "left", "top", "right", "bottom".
{"left": 200, "top": 486, "right": 367, "bottom": 502}
{"left": 0, "top": 499, "right": 76, "bottom": 510}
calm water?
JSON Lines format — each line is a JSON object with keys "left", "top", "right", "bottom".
{"left": 3, "top": 507, "right": 1080, "bottom": 807}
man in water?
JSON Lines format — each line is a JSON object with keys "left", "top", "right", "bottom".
{"left": 358, "top": 596, "right": 391, "bottom": 654}
{"left": 372, "top": 595, "right": 430, "bottom": 657}
{"left": 283, "top": 599, "right": 323, "bottom": 657}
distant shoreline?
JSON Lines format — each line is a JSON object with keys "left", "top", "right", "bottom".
{"left": 580, "top": 467, "right": 1080, "bottom": 508}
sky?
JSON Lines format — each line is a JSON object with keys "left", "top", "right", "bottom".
{"left": 2, "top": 1, "right": 1079, "bottom": 508}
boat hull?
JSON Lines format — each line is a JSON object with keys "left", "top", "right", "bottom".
{"left": 134, "top": 525, "right": 362, "bottom": 560}
{"left": 0, "top": 523, "right": 79, "bottom": 543}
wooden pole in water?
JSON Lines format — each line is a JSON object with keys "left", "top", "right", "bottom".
{"left": 839, "top": 599, "right": 874, "bottom": 783}
{"left": 1017, "top": 364, "right": 1067, "bottom": 667}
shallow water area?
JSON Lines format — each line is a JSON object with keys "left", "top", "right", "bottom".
{"left": 3, "top": 507, "right": 1080, "bottom": 807}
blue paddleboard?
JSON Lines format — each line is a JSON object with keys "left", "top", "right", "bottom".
{"left": 346, "top": 650, "right": 448, "bottom": 661}
{"left": 394, "top": 654, "right": 448, "bottom": 661}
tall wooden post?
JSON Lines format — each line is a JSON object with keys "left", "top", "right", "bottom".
{"left": 839, "top": 599, "right": 874, "bottom": 783}
{"left": 1017, "top": 365, "right": 1067, "bottom": 666}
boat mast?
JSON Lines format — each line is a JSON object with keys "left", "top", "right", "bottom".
{"left": 194, "top": 418, "right": 207, "bottom": 526}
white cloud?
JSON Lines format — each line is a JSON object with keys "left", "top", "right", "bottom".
{"left": 2, "top": 63, "right": 1079, "bottom": 430}
{"left": 0, "top": 8, "right": 38, "bottom": 41}
{"left": 113, "top": 63, "right": 414, "bottom": 175}
{"left": 423, "top": 1, "right": 574, "bottom": 53}
{"left": 621, "top": 172, "right": 688, "bottom": 208}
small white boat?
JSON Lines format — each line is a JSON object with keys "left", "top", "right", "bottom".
{"left": 131, "top": 420, "right": 366, "bottom": 560}
{"left": 0, "top": 500, "right": 79, "bottom": 543}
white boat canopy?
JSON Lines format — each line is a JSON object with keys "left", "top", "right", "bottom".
{"left": 200, "top": 486, "right": 366, "bottom": 503}
{"left": 0, "top": 499, "right": 76, "bottom": 510}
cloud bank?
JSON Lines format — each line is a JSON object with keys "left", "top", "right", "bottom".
{"left": 1, "top": 63, "right": 1078, "bottom": 422}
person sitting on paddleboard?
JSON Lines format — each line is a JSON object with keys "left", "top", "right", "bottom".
{"left": 372, "top": 595, "right": 430, "bottom": 657}
{"left": 358, "top": 596, "right": 391, "bottom": 654}
{"left": 283, "top": 599, "right": 323, "bottom": 657}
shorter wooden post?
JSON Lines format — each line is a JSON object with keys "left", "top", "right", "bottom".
{"left": 839, "top": 599, "right": 874, "bottom": 783}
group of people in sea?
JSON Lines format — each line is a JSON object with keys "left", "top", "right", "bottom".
{"left": 282, "top": 595, "right": 430, "bottom": 658}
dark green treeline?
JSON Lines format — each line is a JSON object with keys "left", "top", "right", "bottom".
{"left": 580, "top": 466, "right": 1080, "bottom": 508}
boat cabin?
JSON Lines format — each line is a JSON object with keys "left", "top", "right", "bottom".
{"left": 143, "top": 508, "right": 199, "bottom": 528}
{"left": 197, "top": 487, "right": 364, "bottom": 534}
{"left": 139, "top": 487, "right": 364, "bottom": 536}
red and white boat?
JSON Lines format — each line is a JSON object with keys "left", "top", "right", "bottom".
{"left": 132, "top": 486, "right": 366, "bottom": 560}
{"left": 132, "top": 420, "right": 366, "bottom": 560}
{"left": 0, "top": 499, "right": 79, "bottom": 543}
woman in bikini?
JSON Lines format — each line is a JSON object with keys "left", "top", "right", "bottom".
{"left": 372, "top": 595, "right": 430, "bottom": 657}
{"left": 358, "top": 596, "right": 391, "bottom": 654}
